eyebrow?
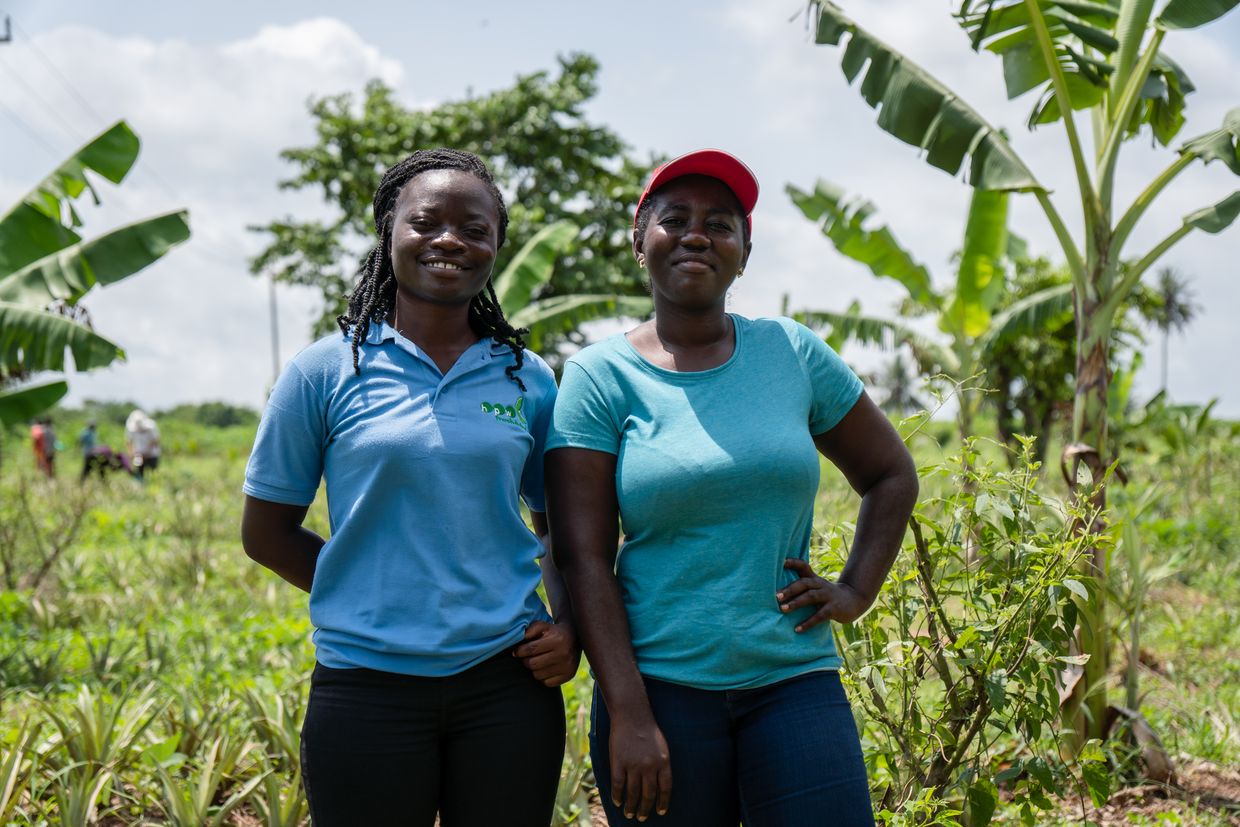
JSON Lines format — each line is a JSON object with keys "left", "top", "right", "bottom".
{"left": 659, "top": 202, "right": 739, "bottom": 218}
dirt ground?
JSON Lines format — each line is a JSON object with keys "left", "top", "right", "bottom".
{"left": 1051, "top": 760, "right": 1240, "bottom": 826}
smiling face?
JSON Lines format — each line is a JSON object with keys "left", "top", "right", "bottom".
{"left": 389, "top": 168, "right": 500, "bottom": 308}
{"left": 635, "top": 175, "right": 751, "bottom": 313}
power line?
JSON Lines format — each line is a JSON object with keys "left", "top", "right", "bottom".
{"left": 0, "top": 18, "right": 257, "bottom": 275}
{"left": 0, "top": 49, "right": 86, "bottom": 148}
{"left": 0, "top": 97, "right": 62, "bottom": 163}
{"left": 11, "top": 18, "right": 103, "bottom": 122}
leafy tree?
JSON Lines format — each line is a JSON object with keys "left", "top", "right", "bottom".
{"left": 1148, "top": 266, "right": 1198, "bottom": 394}
{"left": 0, "top": 122, "right": 190, "bottom": 427}
{"left": 250, "top": 54, "right": 652, "bottom": 348}
{"left": 806, "top": 0, "right": 1239, "bottom": 743}
{"left": 789, "top": 180, "right": 1071, "bottom": 451}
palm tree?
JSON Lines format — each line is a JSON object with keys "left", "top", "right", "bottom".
{"left": 874, "top": 353, "right": 930, "bottom": 416}
{"left": 1149, "top": 266, "right": 1198, "bottom": 395}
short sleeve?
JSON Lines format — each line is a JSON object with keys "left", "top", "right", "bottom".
{"left": 794, "top": 323, "right": 864, "bottom": 435}
{"left": 520, "top": 365, "right": 557, "bottom": 514}
{"left": 545, "top": 360, "right": 622, "bottom": 455}
{"left": 242, "top": 362, "right": 325, "bottom": 506}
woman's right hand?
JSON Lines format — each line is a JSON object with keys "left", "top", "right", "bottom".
{"left": 609, "top": 717, "right": 672, "bottom": 822}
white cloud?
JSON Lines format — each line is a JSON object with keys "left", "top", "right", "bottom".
{"left": 0, "top": 19, "right": 404, "bottom": 411}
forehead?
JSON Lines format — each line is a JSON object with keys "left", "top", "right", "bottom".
{"left": 650, "top": 175, "right": 743, "bottom": 215}
{"left": 394, "top": 168, "right": 498, "bottom": 218}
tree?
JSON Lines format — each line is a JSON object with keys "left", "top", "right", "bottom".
{"left": 788, "top": 179, "right": 1071, "bottom": 449}
{"left": 872, "top": 354, "right": 930, "bottom": 416}
{"left": 1148, "top": 266, "right": 1198, "bottom": 393}
{"left": 0, "top": 121, "right": 190, "bottom": 428}
{"left": 806, "top": 0, "right": 1239, "bottom": 743}
{"left": 250, "top": 54, "right": 652, "bottom": 349}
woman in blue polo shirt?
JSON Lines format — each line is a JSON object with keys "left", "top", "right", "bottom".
{"left": 241, "top": 148, "right": 578, "bottom": 826}
{"left": 545, "top": 150, "right": 919, "bottom": 826}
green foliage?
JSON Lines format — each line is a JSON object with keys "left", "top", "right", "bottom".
{"left": 824, "top": 438, "right": 1094, "bottom": 821}
{"left": 250, "top": 54, "right": 652, "bottom": 344}
{"left": 155, "top": 401, "right": 259, "bottom": 430}
{"left": 0, "top": 121, "right": 189, "bottom": 425}
{"left": 1, "top": 409, "right": 1235, "bottom": 823}
{"left": 811, "top": 2, "right": 1041, "bottom": 191}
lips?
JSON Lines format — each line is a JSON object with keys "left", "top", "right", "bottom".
{"left": 673, "top": 255, "right": 714, "bottom": 271}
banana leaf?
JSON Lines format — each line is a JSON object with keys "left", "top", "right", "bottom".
{"left": 787, "top": 181, "right": 936, "bottom": 306}
{"left": 0, "top": 211, "right": 190, "bottom": 306}
{"left": 493, "top": 220, "right": 578, "bottom": 316}
{"left": 0, "top": 303, "right": 124, "bottom": 375}
{"left": 0, "top": 380, "right": 69, "bottom": 426}
{"left": 812, "top": 1, "right": 1041, "bottom": 192}
{"left": 0, "top": 121, "right": 140, "bottom": 277}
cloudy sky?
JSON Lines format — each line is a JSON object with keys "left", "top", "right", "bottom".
{"left": 2, "top": 1, "right": 1238, "bottom": 415}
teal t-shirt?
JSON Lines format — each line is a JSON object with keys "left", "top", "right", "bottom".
{"left": 547, "top": 315, "right": 863, "bottom": 690}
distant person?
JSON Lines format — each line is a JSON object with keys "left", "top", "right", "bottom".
{"left": 78, "top": 420, "right": 98, "bottom": 480}
{"left": 83, "top": 444, "right": 133, "bottom": 479}
{"left": 30, "top": 417, "right": 57, "bottom": 478}
{"left": 125, "top": 409, "right": 161, "bottom": 478}
{"left": 240, "top": 148, "right": 578, "bottom": 825}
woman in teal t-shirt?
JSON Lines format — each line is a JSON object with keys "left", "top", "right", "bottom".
{"left": 545, "top": 149, "right": 919, "bottom": 826}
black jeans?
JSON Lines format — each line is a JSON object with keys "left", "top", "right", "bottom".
{"left": 301, "top": 649, "right": 566, "bottom": 826}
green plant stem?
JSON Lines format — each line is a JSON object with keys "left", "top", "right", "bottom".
{"left": 1112, "top": 153, "right": 1194, "bottom": 256}
{"left": 1097, "top": 28, "right": 1167, "bottom": 214}
{"left": 1023, "top": 0, "right": 1099, "bottom": 245}
{"left": 1033, "top": 190, "right": 1089, "bottom": 295}
{"left": 1100, "top": 223, "right": 1192, "bottom": 321}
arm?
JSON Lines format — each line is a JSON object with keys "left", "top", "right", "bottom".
{"left": 546, "top": 447, "right": 671, "bottom": 821}
{"left": 513, "top": 510, "right": 582, "bottom": 687}
{"left": 240, "top": 495, "right": 325, "bottom": 593}
{"left": 778, "top": 392, "right": 919, "bottom": 628}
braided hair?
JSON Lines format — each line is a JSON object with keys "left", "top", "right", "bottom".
{"left": 337, "top": 148, "right": 528, "bottom": 390}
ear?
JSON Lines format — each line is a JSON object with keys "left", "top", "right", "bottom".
{"left": 740, "top": 240, "right": 753, "bottom": 271}
{"left": 632, "top": 228, "right": 645, "bottom": 265}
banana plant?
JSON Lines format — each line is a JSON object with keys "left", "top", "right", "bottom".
{"left": 788, "top": 179, "right": 1071, "bottom": 449}
{"left": 806, "top": 0, "right": 1239, "bottom": 742}
{"left": 492, "top": 219, "right": 650, "bottom": 352}
{"left": 0, "top": 121, "right": 190, "bottom": 426}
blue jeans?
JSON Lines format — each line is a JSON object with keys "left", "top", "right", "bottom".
{"left": 591, "top": 670, "right": 874, "bottom": 827}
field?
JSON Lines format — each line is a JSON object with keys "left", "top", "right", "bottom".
{"left": 1, "top": 406, "right": 1237, "bottom": 825}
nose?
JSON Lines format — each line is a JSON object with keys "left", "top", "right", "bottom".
{"left": 680, "top": 222, "right": 709, "bottom": 250}
{"left": 430, "top": 228, "right": 466, "bottom": 252}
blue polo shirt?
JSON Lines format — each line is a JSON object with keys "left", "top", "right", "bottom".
{"left": 243, "top": 320, "right": 556, "bottom": 676}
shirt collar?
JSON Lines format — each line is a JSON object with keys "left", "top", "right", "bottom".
{"left": 360, "top": 320, "right": 501, "bottom": 360}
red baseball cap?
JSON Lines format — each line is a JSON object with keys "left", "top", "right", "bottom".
{"left": 634, "top": 149, "right": 759, "bottom": 233}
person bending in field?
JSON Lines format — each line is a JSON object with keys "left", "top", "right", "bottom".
{"left": 241, "top": 148, "right": 578, "bottom": 827}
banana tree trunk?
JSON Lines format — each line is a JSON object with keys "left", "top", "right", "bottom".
{"left": 1067, "top": 298, "right": 1112, "bottom": 742}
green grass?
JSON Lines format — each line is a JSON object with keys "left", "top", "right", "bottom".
{"left": 1, "top": 407, "right": 1236, "bottom": 825}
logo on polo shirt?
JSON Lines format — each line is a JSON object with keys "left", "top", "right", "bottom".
{"left": 480, "top": 396, "right": 527, "bottom": 428}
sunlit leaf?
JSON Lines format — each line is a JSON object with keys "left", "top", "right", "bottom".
{"left": 813, "top": 1, "right": 1041, "bottom": 191}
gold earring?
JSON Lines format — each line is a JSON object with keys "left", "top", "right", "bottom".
{"left": 639, "top": 259, "right": 646, "bottom": 269}
{"left": 736, "top": 268, "right": 744, "bottom": 278}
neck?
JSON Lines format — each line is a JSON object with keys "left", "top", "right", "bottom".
{"left": 389, "top": 292, "right": 478, "bottom": 349}
{"left": 652, "top": 299, "right": 731, "bottom": 351}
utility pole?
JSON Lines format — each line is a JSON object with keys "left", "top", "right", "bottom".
{"left": 268, "top": 273, "right": 281, "bottom": 389}
{"left": 1, "top": 16, "right": 12, "bottom": 44}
